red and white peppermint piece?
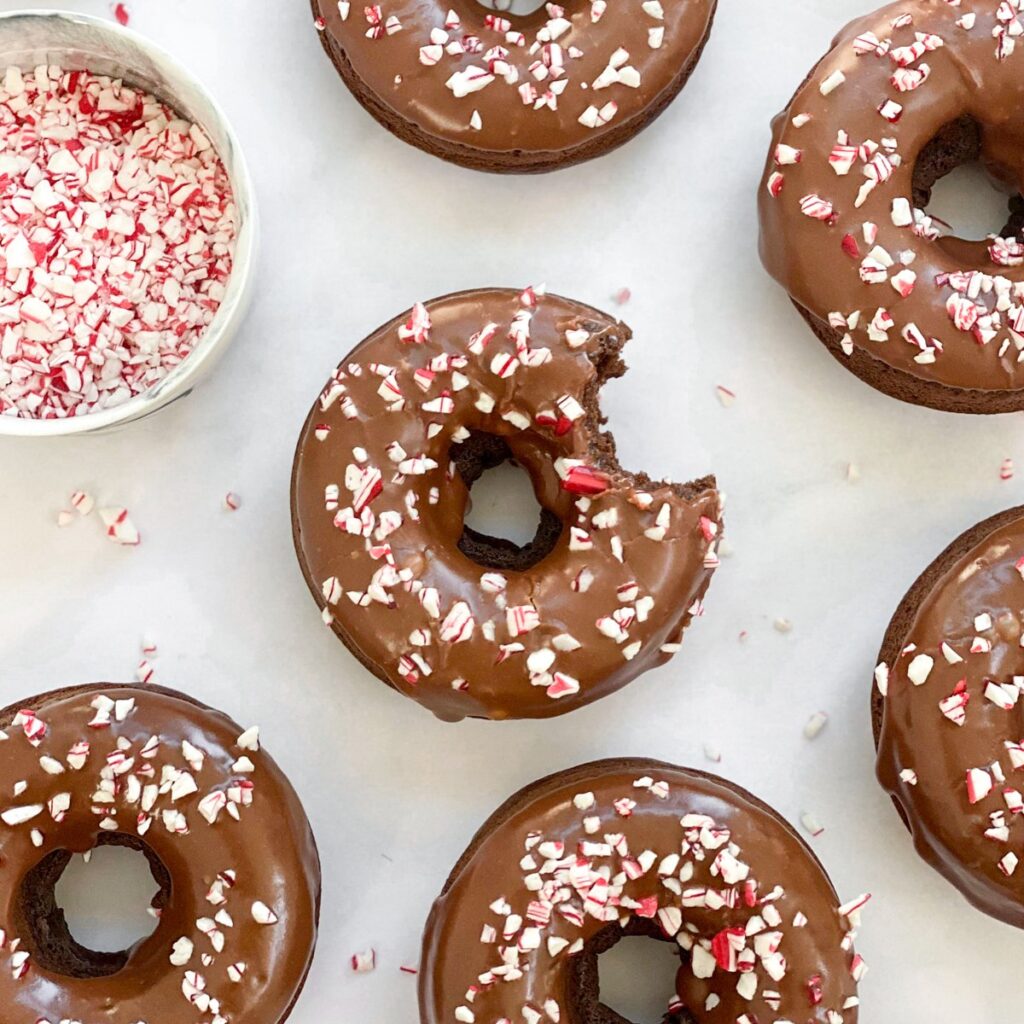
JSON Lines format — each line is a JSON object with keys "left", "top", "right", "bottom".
{"left": 546, "top": 672, "right": 580, "bottom": 699}
{"left": 800, "top": 194, "right": 835, "bottom": 222}
{"left": 837, "top": 892, "right": 871, "bottom": 925}
{"left": 399, "top": 302, "right": 432, "bottom": 344}
{"left": 939, "top": 680, "right": 970, "bottom": 725}
{"left": 351, "top": 949, "right": 377, "bottom": 973}
{"left": 556, "top": 459, "right": 610, "bottom": 496}
{"left": 99, "top": 507, "right": 140, "bottom": 546}
{"left": 507, "top": 605, "right": 540, "bottom": 638}
{"left": 251, "top": 901, "right": 278, "bottom": 925}
{"left": 70, "top": 491, "right": 95, "bottom": 516}
{"left": 966, "top": 767, "right": 993, "bottom": 804}
{"left": 440, "top": 602, "right": 476, "bottom": 644}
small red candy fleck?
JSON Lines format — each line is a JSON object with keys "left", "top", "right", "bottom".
{"left": 560, "top": 464, "right": 610, "bottom": 496}
{"left": 840, "top": 233, "right": 861, "bottom": 258}
{"left": 112, "top": 3, "right": 130, "bottom": 25}
{"left": 807, "top": 974, "right": 824, "bottom": 1006}
{"left": 698, "top": 515, "right": 718, "bottom": 542}
{"left": 710, "top": 927, "right": 745, "bottom": 970}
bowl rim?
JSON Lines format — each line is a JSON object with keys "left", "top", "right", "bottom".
{"left": 0, "top": 7, "right": 258, "bottom": 439}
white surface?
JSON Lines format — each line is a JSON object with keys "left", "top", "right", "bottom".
{"left": 1, "top": 1, "right": 1022, "bottom": 1020}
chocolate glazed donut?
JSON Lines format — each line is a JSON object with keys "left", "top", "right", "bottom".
{"left": 420, "top": 759, "right": 867, "bottom": 1024}
{"left": 874, "top": 505, "right": 1024, "bottom": 927}
{"left": 759, "top": 0, "right": 1024, "bottom": 413}
{"left": 0, "top": 683, "right": 320, "bottom": 1024}
{"left": 309, "top": 0, "right": 716, "bottom": 172}
{"left": 291, "top": 287, "right": 722, "bottom": 722}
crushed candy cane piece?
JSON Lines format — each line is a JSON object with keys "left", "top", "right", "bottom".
{"left": 351, "top": 949, "right": 376, "bottom": 973}
{"left": 99, "top": 507, "right": 140, "bottom": 546}
{"left": 804, "top": 711, "right": 829, "bottom": 739}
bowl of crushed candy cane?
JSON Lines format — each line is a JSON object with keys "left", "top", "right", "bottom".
{"left": 0, "top": 10, "right": 256, "bottom": 436}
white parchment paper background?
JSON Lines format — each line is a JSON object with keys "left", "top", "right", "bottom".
{"left": 1, "top": 0, "right": 1022, "bottom": 1019}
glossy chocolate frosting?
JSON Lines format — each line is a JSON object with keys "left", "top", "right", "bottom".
{"left": 876, "top": 507, "right": 1024, "bottom": 926}
{"left": 291, "top": 288, "right": 721, "bottom": 721}
{"left": 421, "top": 759, "right": 864, "bottom": 1024}
{"left": 759, "top": 0, "right": 1024, "bottom": 394}
{"left": 311, "top": 0, "right": 715, "bottom": 168}
{"left": 0, "top": 684, "right": 320, "bottom": 1023}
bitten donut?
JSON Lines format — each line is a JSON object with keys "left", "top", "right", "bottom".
{"left": 874, "top": 504, "right": 1024, "bottom": 926}
{"left": 421, "top": 759, "right": 867, "bottom": 1024}
{"left": 309, "top": 0, "right": 716, "bottom": 172}
{"left": 759, "top": 0, "right": 1024, "bottom": 413}
{"left": 0, "top": 683, "right": 320, "bottom": 1023}
{"left": 291, "top": 287, "right": 721, "bottom": 722}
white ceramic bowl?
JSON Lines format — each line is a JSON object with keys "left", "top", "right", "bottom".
{"left": 0, "top": 9, "right": 257, "bottom": 438}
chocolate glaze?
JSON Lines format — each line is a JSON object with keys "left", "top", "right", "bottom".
{"left": 0, "top": 684, "right": 320, "bottom": 1023}
{"left": 759, "top": 0, "right": 1024, "bottom": 401}
{"left": 311, "top": 0, "right": 716, "bottom": 171}
{"left": 875, "top": 506, "right": 1024, "bottom": 927}
{"left": 421, "top": 759, "right": 863, "bottom": 1024}
{"left": 290, "top": 288, "right": 721, "bottom": 721}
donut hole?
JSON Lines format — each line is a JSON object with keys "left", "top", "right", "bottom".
{"left": 454, "top": 430, "right": 563, "bottom": 572}
{"left": 915, "top": 115, "right": 1024, "bottom": 241}
{"left": 17, "top": 834, "right": 169, "bottom": 978}
{"left": 569, "top": 920, "right": 694, "bottom": 1024}
{"left": 475, "top": 0, "right": 549, "bottom": 16}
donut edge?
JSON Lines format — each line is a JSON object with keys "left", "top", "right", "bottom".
{"left": 0, "top": 681, "right": 323, "bottom": 1024}
{"left": 309, "top": 0, "right": 718, "bottom": 174}
{"left": 796, "top": 303, "right": 1024, "bottom": 415}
